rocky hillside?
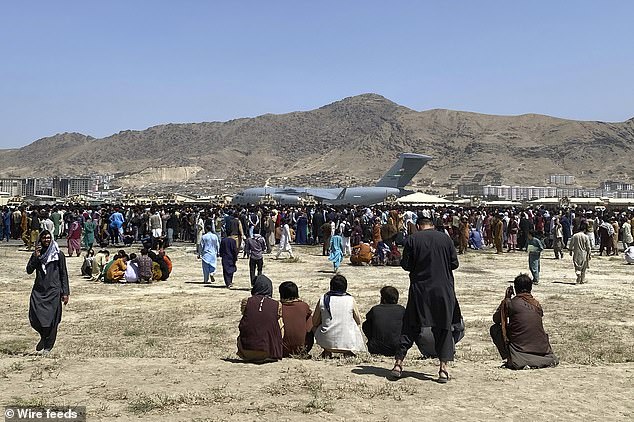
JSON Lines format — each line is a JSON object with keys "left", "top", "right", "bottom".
{"left": 1, "top": 94, "right": 632, "bottom": 190}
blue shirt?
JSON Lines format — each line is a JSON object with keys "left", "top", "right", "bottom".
{"left": 199, "top": 232, "right": 219, "bottom": 267}
{"left": 109, "top": 212, "right": 125, "bottom": 229}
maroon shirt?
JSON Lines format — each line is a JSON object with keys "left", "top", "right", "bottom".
{"left": 281, "top": 300, "right": 312, "bottom": 357}
{"left": 238, "top": 296, "right": 283, "bottom": 359}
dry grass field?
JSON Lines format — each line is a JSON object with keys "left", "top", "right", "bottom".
{"left": 1, "top": 239, "right": 633, "bottom": 421}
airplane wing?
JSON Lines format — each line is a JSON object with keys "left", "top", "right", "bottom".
{"left": 304, "top": 188, "right": 341, "bottom": 200}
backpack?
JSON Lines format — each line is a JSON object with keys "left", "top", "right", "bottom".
{"left": 342, "top": 222, "right": 352, "bottom": 237}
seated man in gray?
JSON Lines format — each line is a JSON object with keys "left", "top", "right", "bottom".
{"left": 490, "top": 273, "right": 559, "bottom": 370}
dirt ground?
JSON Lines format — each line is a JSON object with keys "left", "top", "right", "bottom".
{"left": 1, "top": 238, "right": 633, "bottom": 421}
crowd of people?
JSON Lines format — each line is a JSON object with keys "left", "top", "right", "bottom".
{"left": 5, "top": 202, "right": 634, "bottom": 264}
{"left": 17, "top": 201, "right": 632, "bottom": 379}
{"left": 235, "top": 214, "right": 559, "bottom": 382}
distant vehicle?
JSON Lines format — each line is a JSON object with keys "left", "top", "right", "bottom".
{"left": 231, "top": 153, "right": 432, "bottom": 206}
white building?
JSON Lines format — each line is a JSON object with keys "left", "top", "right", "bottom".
{"left": 549, "top": 174, "right": 575, "bottom": 185}
{"left": 0, "top": 178, "right": 22, "bottom": 196}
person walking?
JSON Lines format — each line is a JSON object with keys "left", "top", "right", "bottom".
{"left": 527, "top": 231, "right": 545, "bottom": 284}
{"left": 328, "top": 228, "right": 344, "bottom": 273}
{"left": 27, "top": 230, "right": 70, "bottom": 355}
{"left": 391, "top": 215, "right": 461, "bottom": 383}
{"left": 197, "top": 225, "right": 219, "bottom": 283}
{"left": 219, "top": 235, "right": 238, "bottom": 288}
{"left": 275, "top": 218, "right": 294, "bottom": 259}
{"left": 245, "top": 233, "right": 266, "bottom": 285}
{"left": 569, "top": 222, "right": 592, "bottom": 284}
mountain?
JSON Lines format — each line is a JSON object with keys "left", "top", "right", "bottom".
{"left": 1, "top": 93, "right": 632, "bottom": 192}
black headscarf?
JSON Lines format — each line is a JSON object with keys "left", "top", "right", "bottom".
{"left": 251, "top": 275, "right": 273, "bottom": 297}
{"left": 323, "top": 290, "right": 350, "bottom": 316}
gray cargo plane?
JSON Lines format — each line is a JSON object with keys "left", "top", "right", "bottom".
{"left": 231, "top": 153, "right": 432, "bottom": 206}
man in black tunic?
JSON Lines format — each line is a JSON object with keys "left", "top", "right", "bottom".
{"left": 27, "top": 230, "right": 70, "bottom": 354}
{"left": 391, "top": 216, "right": 461, "bottom": 383}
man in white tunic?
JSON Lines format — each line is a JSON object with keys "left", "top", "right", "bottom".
{"left": 275, "top": 219, "right": 294, "bottom": 259}
{"left": 312, "top": 274, "right": 366, "bottom": 357}
{"left": 569, "top": 222, "right": 592, "bottom": 284}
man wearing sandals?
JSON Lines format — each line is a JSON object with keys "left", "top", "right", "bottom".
{"left": 391, "top": 215, "right": 462, "bottom": 383}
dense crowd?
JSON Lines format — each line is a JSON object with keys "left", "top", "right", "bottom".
{"left": 2, "top": 202, "right": 633, "bottom": 260}
{"left": 16, "top": 201, "right": 632, "bottom": 376}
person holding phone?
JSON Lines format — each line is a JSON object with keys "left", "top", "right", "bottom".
{"left": 26, "top": 230, "right": 70, "bottom": 355}
{"left": 489, "top": 274, "right": 558, "bottom": 370}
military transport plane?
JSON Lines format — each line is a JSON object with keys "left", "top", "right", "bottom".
{"left": 231, "top": 153, "right": 432, "bottom": 206}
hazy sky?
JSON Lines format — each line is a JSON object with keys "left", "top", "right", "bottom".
{"left": 1, "top": 1, "right": 633, "bottom": 148}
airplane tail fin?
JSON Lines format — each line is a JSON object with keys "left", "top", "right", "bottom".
{"left": 374, "top": 153, "right": 432, "bottom": 189}
{"left": 336, "top": 187, "right": 347, "bottom": 201}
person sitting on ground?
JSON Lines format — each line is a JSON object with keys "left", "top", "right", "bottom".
{"left": 350, "top": 241, "right": 373, "bottom": 266}
{"left": 90, "top": 249, "right": 109, "bottom": 281}
{"left": 279, "top": 281, "right": 313, "bottom": 357}
{"left": 124, "top": 253, "right": 139, "bottom": 283}
{"left": 81, "top": 248, "right": 95, "bottom": 278}
{"left": 469, "top": 227, "right": 484, "bottom": 250}
{"left": 141, "top": 234, "right": 152, "bottom": 251}
{"left": 105, "top": 252, "right": 128, "bottom": 283}
{"left": 122, "top": 228, "right": 134, "bottom": 247}
{"left": 148, "top": 249, "right": 170, "bottom": 281}
{"left": 237, "top": 275, "right": 284, "bottom": 362}
{"left": 362, "top": 286, "right": 405, "bottom": 356}
{"left": 97, "top": 250, "right": 121, "bottom": 283}
{"left": 490, "top": 273, "right": 559, "bottom": 370}
{"left": 415, "top": 301, "right": 465, "bottom": 359}
{"left": 385, "top": 243, "right": 401, "bottom": 266}
{"left": 151, "top": 261, "right": 162, "bottom": 281}
{"left": 312, "top": 274, "right": 366, "bottom": 358}
{"left": 372, "top": 240, "right": 390, "bottom": 265}
{"left": 159, "top": 249, "right": 172, "bottom": 280}
{"left": 137, "top": 248, "right": 153, "bottom": 283}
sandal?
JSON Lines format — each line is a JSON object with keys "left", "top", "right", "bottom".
{"left": 389, "top": 363, "right": 403, "bottom": 380}
{"left": 437, "top": 369, "right": 450, "bottom": 383}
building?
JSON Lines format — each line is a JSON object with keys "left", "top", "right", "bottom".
{"left": 483, "top": 185, "right": 558, "bottom": 201}
{"left": 549, "top": 174, "right": 575, "bottom": 185}
{"left": 457, "top": 183, "right": 484, "bottom": 197}
{"left": 69, "top": 178, "right": 91, "bottom": 195}
{"left": 53, "top": 177, "right": 92, "bottom": 197}
{"left": 0, "top": 178, "right": 23, "bottom": 196}
{"left": 22, "top": 178, "right": 38, "bottom": 196}
{"left": 35, "top": 187, "right": 53, "bottom": 196}
{"left": 600, "top": 180, "right": 634, "bottom": 191}
{"left": 53, "top": 177, "right": 70, "bottom": 197}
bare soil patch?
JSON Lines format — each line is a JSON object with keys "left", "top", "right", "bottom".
{"left": 1, "top": 240, "right": 633, "bottom": 421}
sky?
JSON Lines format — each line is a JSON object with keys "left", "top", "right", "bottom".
{"left": 1, "top": 1, "right": 633, "bottom": 148}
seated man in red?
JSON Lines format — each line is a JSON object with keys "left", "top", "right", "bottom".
{"left": 490, "top": 273, "right": 559, "bottom": 370}
{"left": 279, "top": 281, "right": 313, "bottom": 357}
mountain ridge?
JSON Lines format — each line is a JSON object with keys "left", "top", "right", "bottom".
{"left": 1, "top": 94, "right": 632, "bottom": 190}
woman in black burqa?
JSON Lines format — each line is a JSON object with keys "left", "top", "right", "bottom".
{"left": 27, "top": 230, "right": 70, "bottom": 354}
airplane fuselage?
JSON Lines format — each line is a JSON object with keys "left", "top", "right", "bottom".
{"left": 232, "top": 186, "right": 401, "bottom": 206}
{"left": 231, "top": 152, "right": 432, "bottom": 206}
